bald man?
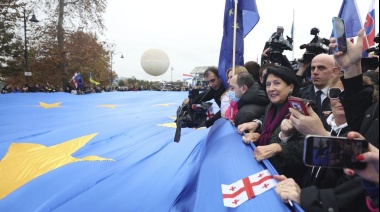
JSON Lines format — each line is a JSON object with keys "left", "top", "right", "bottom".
{"left": 300, "top": 54, "right": 341, "bottom": 130}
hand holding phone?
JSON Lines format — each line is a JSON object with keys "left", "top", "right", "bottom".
{"left": 332, "top": 17, "right": 348, "bottom": 53}
{"left": 304, "top": 135, "right": 368, "bottom": 169}
{"left": 288, "top": 97, "right": 309, "bottom": 116}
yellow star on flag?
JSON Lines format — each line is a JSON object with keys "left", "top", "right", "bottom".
{"left": 153, "top": 103, "right": 176, "bottom": 107}
{"left": 97, "top": 104, "right": 117, "bottom": 109}
{"left": 39, "top": 102, "right": 62, "bottom": 109}
{"left": 0, "top": 133, "right": 114, "bottom": 200}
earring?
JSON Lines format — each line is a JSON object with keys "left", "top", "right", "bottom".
{"left": 288, "top": 90, "right": 293, "bottom": 97}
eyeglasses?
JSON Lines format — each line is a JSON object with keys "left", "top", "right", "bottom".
{"left": 328, "top": 88, "right": 343, "bottom": 99}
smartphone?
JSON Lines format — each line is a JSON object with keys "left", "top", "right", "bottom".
{"left": 332, "top": 17, "right": 348, "bottom": 53}
{"left": 288, "top": 97, "right": 309, "bottom": 116}
{"left": 304, "top": 135, "right": 368, "bottom": 169}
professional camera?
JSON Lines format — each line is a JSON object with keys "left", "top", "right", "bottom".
{"left": 266, "top": 35, "right": 293, "bottom": 65}
{"left": 174, "top": 89, "right": 213, "bottom": 142}
{"left": 366, "top": 33, "right": 379, "bottom": 56}
{"left": 299, "top": 28, "right": 330, "bottom": 64}
{"left": 362, "top": 33, "right": 380, "bottom": 72}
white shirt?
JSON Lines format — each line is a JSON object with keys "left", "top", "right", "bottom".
{"left": 314, "top": 86, "right": 329, "bottom": 104}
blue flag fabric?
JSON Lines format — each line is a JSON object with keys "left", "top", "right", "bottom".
{"left": 218, "top": 0, "right": 260, "bottom": 88}
{"left": 0, "top": 92, "right": 302, "bottom": 211}
{"left": 336, "top": 0, "right": 362, "bottom": 38}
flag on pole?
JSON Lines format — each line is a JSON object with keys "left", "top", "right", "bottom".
{"left": 89, "top": 73, "right": 101, "bottom": 85}
{"left": 218, "top": 0, "right": 260, "bottom": 88}
{"left": 335, "top": 0, "right": 362, "bottom": 39}
{"left": 221, "top": 169, "right": 277, "bottom": 208}
{"left": 362, "top": 0, "right": 376, "bottom": 57}
{"left": 291, "top": 11, "right": 295, "bottom": 40}
{"left": 291, "top": 9, "right": 295, "bottom": 60}
{"left": 182, "top": 74, "right": 193, "bottom": 81}
{"left": 72, "top": 73, "right": 84, "bottom": 89}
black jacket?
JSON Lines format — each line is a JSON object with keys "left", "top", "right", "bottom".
{"left": 301, "top": 177, "right": 369, "bottom": 212}
{"left": 340, "top": 75, "right": 379, "bottom": 148}
{"left": 193, "top": 85, "right": 226, "bottom": 128}
{"left": 234, "top": 83, "right": 270, "bottom": 126}
{"left": 301, "top": 84, "right": 331, "bottom": 131}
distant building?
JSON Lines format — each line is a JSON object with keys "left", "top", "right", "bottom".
{"left": 190, "top": 66, "right": 212, "bottom": 87}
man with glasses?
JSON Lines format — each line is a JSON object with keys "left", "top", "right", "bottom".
{"left": 300, "top": 54, "right": 341, "bottom": 130}
{"left": 182, "top": 66, "right": 226, "bottom": 128}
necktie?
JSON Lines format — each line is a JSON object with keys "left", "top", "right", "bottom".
{"left": 315, "top": 90, "right": 323, "bottom": 113}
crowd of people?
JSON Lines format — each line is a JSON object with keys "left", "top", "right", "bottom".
{"left": 183, "top": 28, "right": 378, "bottom": 211}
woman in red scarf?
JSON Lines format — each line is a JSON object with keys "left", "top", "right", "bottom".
{"left": 238, "top": 65, "right": 313, "bottom": 185}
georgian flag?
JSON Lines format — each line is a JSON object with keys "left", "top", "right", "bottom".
{"left": 221, "top": 169, "right": 277, "bottom": 208}
{"left": 206, "top": 107, "right": 214, "bottom": 120}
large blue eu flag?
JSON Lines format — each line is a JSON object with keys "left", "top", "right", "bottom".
{"left": 218, "top": 0, "right": 260, "bottom": 88}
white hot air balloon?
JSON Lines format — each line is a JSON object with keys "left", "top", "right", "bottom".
{"left": 140, "top": 49, "right": 170, "bottom": 76}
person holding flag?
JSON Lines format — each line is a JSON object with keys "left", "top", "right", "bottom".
{"left": 90, "top": 73, "right": 101, "bottom": 86}
{"left": 72, "top": 73, "right": 84, "bottom": 89}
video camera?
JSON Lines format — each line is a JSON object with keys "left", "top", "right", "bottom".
{"left": 362, "top": 33, "right": 380, "bottom": 72}
{"left": 174, "top": 89, "right": 213, "bottom": 142}
{"left": 299, "top": 28, "right": 330, "bottom": 64}
{"left": 265, "top": 35, "right": 293, "bottom": 65}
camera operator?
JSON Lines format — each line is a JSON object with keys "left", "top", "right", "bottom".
{"left": 297, "top": 28, "right": 331, "bottom": 87}
{"left": 261, "top": 26, "right": 293, "bottom": 70}
{"left": 182, "top": 66, "right": 226, "bottom": 128}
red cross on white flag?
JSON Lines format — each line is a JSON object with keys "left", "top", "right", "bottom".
{"left": 221, "top": 169, "right": 277, "bottom": 208}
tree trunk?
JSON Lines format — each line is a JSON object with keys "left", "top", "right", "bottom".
{"left": 57, "top": 0, "right": 67, "bottom": 89}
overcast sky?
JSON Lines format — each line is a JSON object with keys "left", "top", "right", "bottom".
{"left": 103, "top": 0, "right": 379, "bottom": 82}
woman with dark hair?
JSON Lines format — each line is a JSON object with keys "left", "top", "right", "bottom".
{"left": 238, "top": 65, "right": 314, "bottom": 185}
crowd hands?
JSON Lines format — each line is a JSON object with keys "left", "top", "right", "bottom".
{"left": 182, "top": 27, "right": 379, "bottom": 211}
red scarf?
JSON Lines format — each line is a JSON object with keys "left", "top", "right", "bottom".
{"left": 258, "top": 101, "right": 290, "bottom": 146}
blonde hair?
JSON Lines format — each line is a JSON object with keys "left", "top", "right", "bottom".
{"left": 226, "top": 66, "right": 248, "bottom": 77}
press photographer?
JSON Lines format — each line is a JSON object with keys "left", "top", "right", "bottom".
{"left": 175, "top": 67, "right": 226, "bottom": 142}
{"left": 180, "top": 67, "right": 226, "bottom": 128}
{"left": 261, "top": 26, "right": 293, "bottom": 70}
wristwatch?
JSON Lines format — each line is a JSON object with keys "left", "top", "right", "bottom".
{"left": 252, "top": 119, "right": 262, "bottom": 130}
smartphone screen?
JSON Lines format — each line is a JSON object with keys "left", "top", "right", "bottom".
{"left": 332, "top": 17, "right": 348, "bottom": 53}
{"left": 304, "top": 135, "right": 368, "bottom": 169}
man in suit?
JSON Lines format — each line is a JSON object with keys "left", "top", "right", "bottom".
{"left": 301, "top": 54, "right": 341, "bottom": 130}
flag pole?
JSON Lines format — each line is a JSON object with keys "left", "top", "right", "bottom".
{"left": 232, "top": 0, "right": 238, "bottom": 75}
{"left": 292, "top": 9, "right": 295, "bottom": 61}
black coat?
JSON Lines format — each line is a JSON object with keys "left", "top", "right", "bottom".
{"left": 340, "top": 75, "right": 379, "bottom": 148}
{"left": 301, "top": 177, "right": 369, "bottom": 212}
{"left": 301, "top": 84, "right": 332, "bottom": 131}
{"left": 234, "top": 83, "right": 270, "bottom": 126}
